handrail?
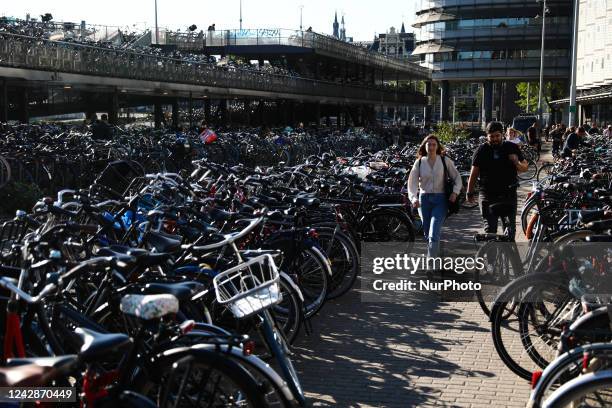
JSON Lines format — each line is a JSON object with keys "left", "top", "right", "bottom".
{"left": 0, "top": 32, "right": 427, "bottom": 104}
{"left": 164, "top": 28, "right": 431, "bottom": 79}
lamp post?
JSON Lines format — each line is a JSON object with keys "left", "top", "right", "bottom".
{"left": 299, "top": 5, "right": 304, "bottom": 31}
{"left": 536, "top": 0, "right": 548, "bottom": 124}
{"left": 154, "top": 0, "right": 159, "bottom": 44}
{"left": 239, "top": 0, "right": 243, "bottom": 30}
{"left": 569, "top": 0, "right": 579, "bottom": 126}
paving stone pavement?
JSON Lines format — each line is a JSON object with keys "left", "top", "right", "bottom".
{"left": 293, "top": 146, "right": 551, "bottom": 407}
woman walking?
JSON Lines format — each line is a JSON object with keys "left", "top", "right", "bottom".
{"left": 407, "top": 135, "right": 462, "bottom": 258}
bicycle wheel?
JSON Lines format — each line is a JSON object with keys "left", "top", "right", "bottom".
{"left": 474, "top": 241, "right": 523, "bottom": 317}
{"left": 271, "top": 272, "right": 303, "bottom": 345}
{"left": 543, "top": 369, "right": 612, "bottom": 408}
{"left": 295, "top": 246, "right": 330, "bottom": 318}
{"left": 530, "top": 343, "right": 612, "bottom": 407}
{"left": 315, "top": 227, "right": 360, "bottom": 299}
{"left": 0, "top": 155, "right": 12, "bottom": 190}
{"left": 144, "top": 347, "right": 267, "bottom": 408}
{"left": 521, "top": 198, "right": 538, "bottom": 236}
{"left": 490, "top": 272, "right": 572, "bottom": 380}
{"left": 361, "top": 209, "right": 415, "bottom": 243}
{"left": 537, "top": 162, "right": 555, "bottom": 183}
{"left": 259, "top": 311, "right": 305, "bottom": 407}
{"left": 518, "top": 158, "right": 538, "bottom": 181}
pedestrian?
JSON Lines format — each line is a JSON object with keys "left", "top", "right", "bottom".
{"left": 551, "top": 124, "right": 564, "bottom": 156}
{"left": 505, "top": 127, "right": 524, "bottom": 145}
{"left": 604, "top": 124, "right": 612, "bottom": 137}
{"left": 407, "top": 135, "right": 462, "bottom": 258}
{"left": 562, "top": 126, "right": 590, "bottom": 157}
{"left": 91, "top": 113, "right": 112, "bottom": 140}
{"left": 466, "top": 121, "right": 529, "bottom": 241}
{"left": 526, "top": 126, "right": 541, "bottom": 152}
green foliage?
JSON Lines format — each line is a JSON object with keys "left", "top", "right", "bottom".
{"left": 0, "top": 181, "right": 42, "bottom": 215}
{"left": 434, "top": 122, "right": 471, "bottom": 144}
{"left": 515, "top": 82, "right": 565, "bottom": 113}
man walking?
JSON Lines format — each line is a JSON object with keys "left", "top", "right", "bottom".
{"left": 562, "top": 126, "right": 590, "bottom": 157}
{"left": 466, "top": 122, "right": 528, "bottom": 240}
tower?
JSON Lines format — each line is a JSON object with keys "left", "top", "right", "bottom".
{"left": 401, "top": 22, "right": 406, "bottom": 34}
{"left": 333, "top": 11, "right": 339, "bottom": 38}
{"left": 340, "top": 15, "right": 346, "bottom": 41}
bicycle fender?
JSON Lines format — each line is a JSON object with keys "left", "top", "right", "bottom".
{"left": 191, "top": 343, "right": 297, "bottom": 406}
{"left": 529, "top": 342, "right": 612, "bottom": 408}
{"left": 280, "top": 271, "right": 304, "bottom": 303}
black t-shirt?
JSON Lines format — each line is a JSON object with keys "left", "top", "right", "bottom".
{"left": 472, "top": 141, "right": 524, "bottom": 195}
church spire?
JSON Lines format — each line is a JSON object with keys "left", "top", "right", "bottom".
{"left": 333, "top": 11, "right": 339, "bottom": 38}
{"left": 401, "top": 21, "right": 406, "bottom": 33}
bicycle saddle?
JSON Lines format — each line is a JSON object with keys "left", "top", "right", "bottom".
{"left": 143, "top": 231, "right": 182, "bottom": 253}
{"left": 551, "top": 175, "right": 570, "bottom": 183}
{"left": 586, "top": 219, "right": 612, "bottom": 232}
{"left": 488, "top": 202, "right": 514, "bottom": 218}
{"left": 120, "top": 294, "right": 179, "bottom": 321}
{"left": 294, "top": 196, "right": 320, "bottom": 208}
{"left": 578, "top": 210, "right": 606, "bottom": 224}
{"left": 143, "top": 281, "right": 201, "bottom": 301}
{"left": 209, "top": 208, "right": 238, "bottom": 222}
{"left": 0, "top": 364, "right": 52, "bottom": 387}
{"left": 474, "top": 233, "right": 502, "bottom": 242}
{"left": 74, "top": 328, "right": 132, "bottom": 361}
{"left": 113, "top": 245, "right": 172, "bottom": 267}
{"left": 7, "top": 355, "right": 77, "bottom": 368}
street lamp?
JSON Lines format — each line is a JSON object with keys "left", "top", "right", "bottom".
{"left": 154, "top": 0, "right": 159, "bottom": 44}
{"left": 239, "top": 0, "right": 243, "bottom": 30}
{"left": 299, "top": 5, "right": 304, "bottom": 31}
{"left": 536, "top": 0, "right": 549, "bottom": 124}
{"left": 569, "top": 0, "right": 580, "bottom": 126}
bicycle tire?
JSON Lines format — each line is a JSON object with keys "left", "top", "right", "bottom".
{"left": 315, "top": 227, "right": 360, "bottom": 299}
{"left": 542, "top": 369, "right": 612, "bottom": 408}
{"left": 474, "top": 241, "right": 523, "bottom": 317}
{"left": 259, "top": 311, "right": 305, "bottom": 406}
{"left": 141, "top": 347, "right": 268, "bottom": 408}
{"left": 490, "top": 272, "right": 571, "bottom": 380}
{"left": 361, "top": 209, "right": 416, "bottom": 243}
{"left": 0, "top": 154, "right": 12, "bottom": 190}
{"left": 518, "top": 158, "right": 538, "bottom": 181}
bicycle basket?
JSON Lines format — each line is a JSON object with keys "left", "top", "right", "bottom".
{"left": 0, "top": 219, "right": 28, "bottom": 258}
{"left": 213, "top": 254, "right": 281, "bottom": 319}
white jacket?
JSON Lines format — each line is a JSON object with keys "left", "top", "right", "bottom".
{"left": 407, "top": 155, "right": 462, "bottom": 203}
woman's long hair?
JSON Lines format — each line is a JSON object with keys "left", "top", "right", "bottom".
{"left": 417, "top": 134, "right": 444, "bottom": 158}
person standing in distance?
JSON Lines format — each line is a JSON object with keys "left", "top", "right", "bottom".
{"left": 466, "top": 122, "right": 528, "bottom": 240}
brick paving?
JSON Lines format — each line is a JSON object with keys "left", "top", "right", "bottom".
{"left": 293, "top": 147, "right": 551, "bottom": 407}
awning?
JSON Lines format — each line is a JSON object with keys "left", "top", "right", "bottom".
{"left": 411, "top": 42, "right": 455, "bottom": 55}
{"left": 412, "top": 11, "right": 456, "bottom": 29}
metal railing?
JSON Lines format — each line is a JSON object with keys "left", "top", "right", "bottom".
{"left": 0, "top": 33, "right": 427, "bottom": 105}
{"left": 164, "top": 28, "right": 430, "bottom": 78}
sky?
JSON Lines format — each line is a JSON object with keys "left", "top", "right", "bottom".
{"left": 2, "top": 0, "right": 421, "bottom": 42}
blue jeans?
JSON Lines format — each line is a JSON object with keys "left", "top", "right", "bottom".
{"left": 418, "top": 193, "right": 447, "bottom": 258}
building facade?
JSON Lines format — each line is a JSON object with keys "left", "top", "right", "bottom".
{"left": 370, "top": 24, "right": 416, "bottom": 60}
{"left": 413, "top": 0, "right": 572, "bottom": 125}
{"left": 568, "top": 0, "right": 612, "bottom": 125}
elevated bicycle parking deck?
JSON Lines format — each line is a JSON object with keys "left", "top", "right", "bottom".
{"left": 164, "top": 29, "right": 431, "bottom": 80}
{"left": 0, "top": 33, "right": 428, "bottom": 107}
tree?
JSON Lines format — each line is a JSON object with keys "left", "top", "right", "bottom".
{"left": 515, "top": 82, "right": 565, "bottom": 114}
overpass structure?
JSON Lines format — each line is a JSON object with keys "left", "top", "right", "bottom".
{"left": 164, "top": 29, "right": 430, "bottom": 80}
{"left": 0, "top": 32, "right": 431, "bottom": 126}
